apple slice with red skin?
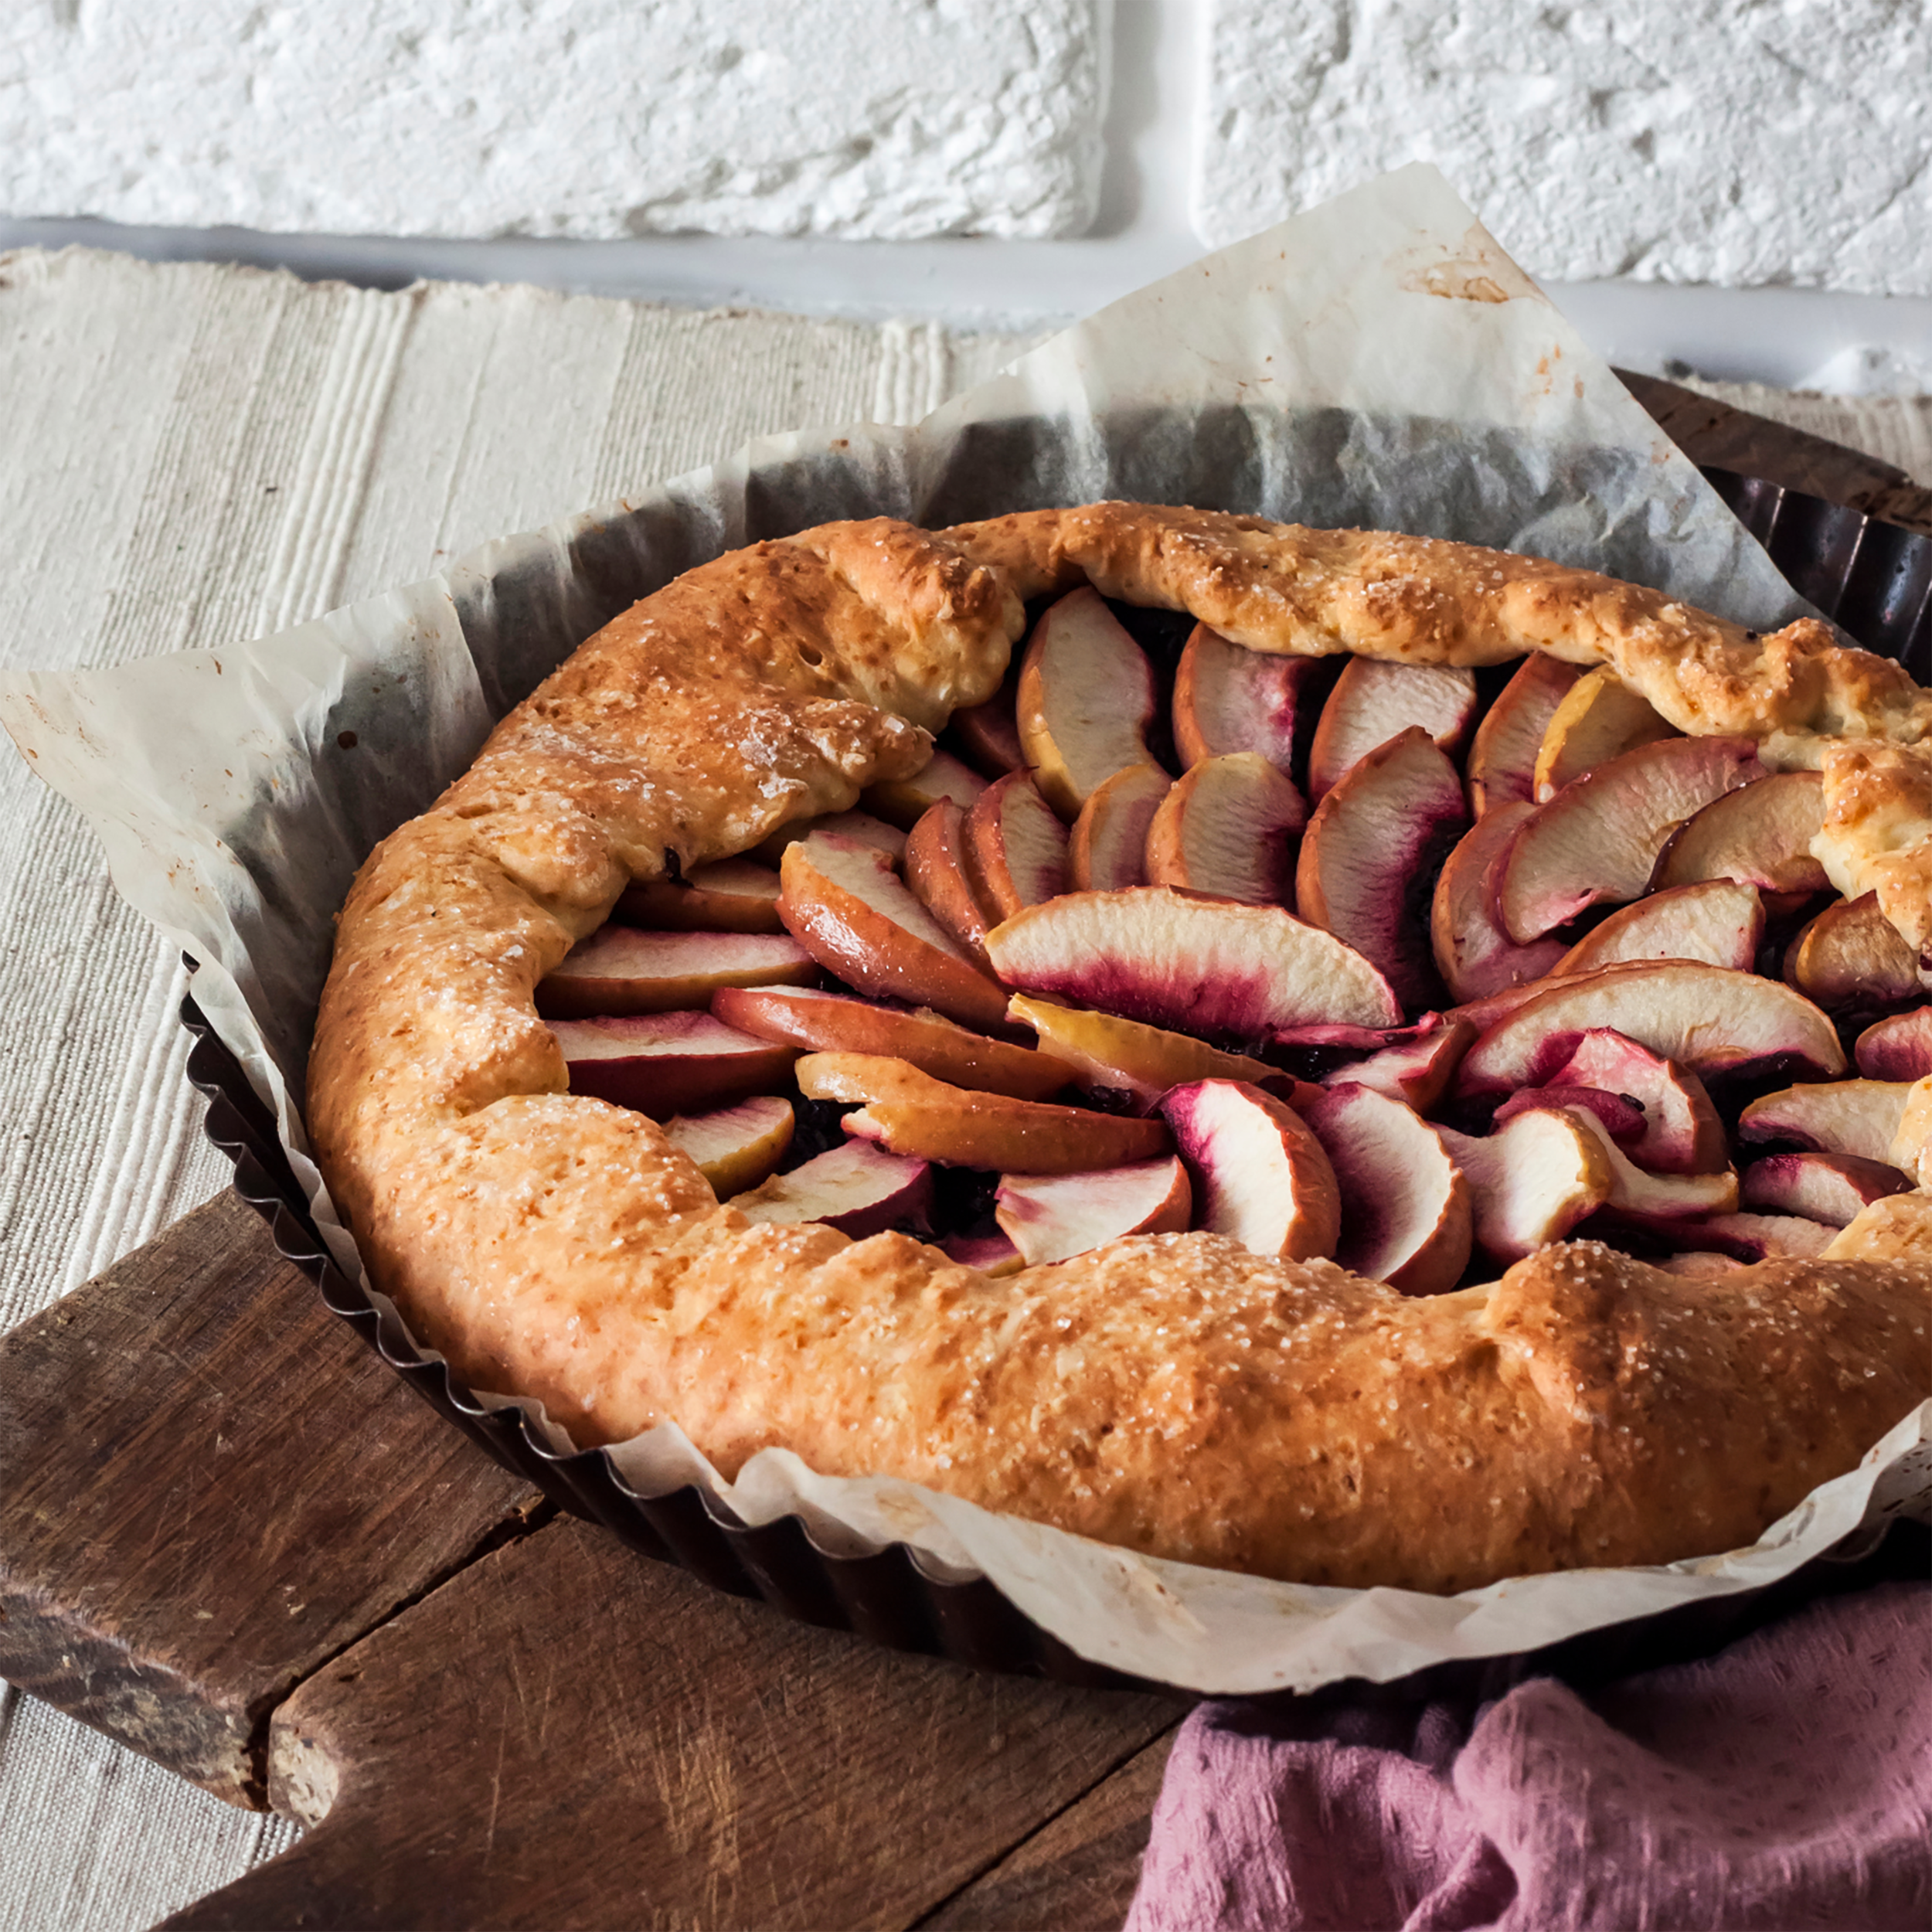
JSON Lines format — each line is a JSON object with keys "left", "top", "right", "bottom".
{"left": 1856, "top": 1007, "right": 1932, "bottom": 1080}
{"left": 1006, "top": 993, "right": 1311, "bottom": 1114}
{"left": 1430, "top": 801, "right": 1571, "bottom": 1004}
{"left": 733, "top": 1141, "right": 935, "bottom": 1239}
{"left": 1069, "top": 763, "right": 1171, "bottom": 892}
{"left": 537, "top": 927, "right": 816, "bottom": 1019}
{"left": 1306, "top": 657, "right": 1478, "bottom": 802}
{"left": 1296, "top": 726, "right": 1469, "bottom": 1011}
{"left": 904, "top": 801, "right": 997, "bottom": 968}
{"left": 1437, "top": 1109, "right": 1613, "bottom": 1262}
{"left": 1737, "top": 1079, "right": 1917, "bottom": 1162}
{"left": 1304, "top": 1084, "right": 1472, "bottom": 1294}
{"left": 1145, "top": 752, "right": 1305, "bottom": 906}
{"left": 1559, "top": 1107, "right": 1738, "bottom": 1216}
{"left": 965, "top": 770, "right": 1069, "bottom": 920}
{"left": 714, "top": 984, "right": 1070, "bottom": 1102}
{"left": 1784, "top": 893, "right": 1922, "bottom": 1013}
{"left": 950, "top": 679, "right": 1026, "bottom": 777}
{"left": 617, "top": 857, "right": 785, "bottom": 934}
{"left": 1171, "top": 624, "right": 1325, "bottom": 774}
{"left": 863, "top": 747, "right": 988, "bottom": 831}
{"left": 1553, "top": 879, "right": 1764, "bottom": 977}
{"left": 995, "top": 1155, "right": 1193, "bottom": 1266}
{"left": 937, "top": 1229, "right": 1023, "bottom": 1276}
{"left": 753, "top": 808, "right": 905, "bottom": 869}
{"left": 1650, "top": 770, "right": 1828, "bottom": 901}
{"left": 663, "top": 1094, "right": 795, "bottom": 1196}
{"left": 1493, "top": 1084, "right": 1646, "bottom": 1147}
{"left": 1498, "top": 736, "right": 1764, "bottom": 943}
{"left": 549, "top": 1010, "right": 799, "bottom": 1118}
{"left": 985, "top": 886, "right": 1403, "bottom": 1039}
{"left": 1532, "top": 667, "right": 1677, "bottom": 801}
{"left": 796, "top": 1052, "right": 1172, "bottom": 1173}
{"left": 777, "top": 831, "right": 1012, "bottom": 1035}
{"left": 1456, "top": 961, "right": 1846, "bottom": 1097}
{"left": 1017, "top": 588, "right": 1163, "bottom": 818}
{"left": 1602, "top": 1209, "right": 1835, "bottom": 1263}
{"left": 1740, "top": 1151, "right": 1912, "bottom": 1226}
{"left": 1535, "top": 1027, "right": 1728, "bottom": 1175}
{"left": 1325, "top": 1015, "right": 1475, "bottom": 1115}
{"left": 1464, "top": 653, "right": 1581, "bottom": 815}
{"left": 1162, "top": 1079, "right": 1341, "bottom": 1261}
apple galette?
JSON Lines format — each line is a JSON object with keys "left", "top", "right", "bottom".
{"left": 309, "top": 504, "right": 1932, "bottom": 1594}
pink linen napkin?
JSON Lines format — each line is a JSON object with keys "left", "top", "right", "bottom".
{"left": 1128, "top": 1580, "right": 1930, "bottom": 1932}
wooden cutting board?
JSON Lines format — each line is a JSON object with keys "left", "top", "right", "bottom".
{"left": 0, "top": 382, "right": 1921, "bottom": 1930}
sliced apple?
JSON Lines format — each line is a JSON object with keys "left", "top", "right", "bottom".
{"left": 1738, "top": 1080, "right": 1917, "bottom": 1162}
{"left": 733, "top": 1141, "right": 934, "bottom": 1239}
{"left": 985, "top": 886, "right": 1403, "bottom": 1039}
{"left": 995, "top": 1156, "right": 1192, "bottom": 1266}
{"left": 777, "top": 831, "right": 1012, "bottom": 1034}
{"left": 1563, "top": 1107, "right": 1739, "bottom": 1217}
{"left": 1006, "top": 992, "right": 1298, "bottom": 1114}
{"left": 1457, "top": 961, "right": 1846, "bottom": 1097}
{"left": 1740, "top": 1151, "right": 1912, "bottom": 1227}
{"left": 1171, "top": 624, "right": 1325, "bottom": 774}
{"left": 536, "top": 927, "right": 816, "bottom": 1020}
{"left": 617, "top": 857, "right": 785, "bottom": 934}
{"left": 1857, "top": 1007, "right": 1932, "bottom": 1081}
{"left": 1144, "top": 753, "right": 1305, "bottom": 906}
{"left": 753, "top": 808, "right": 907, "bottom": 869}
{"left": 795, "top": 1053, "right": 1172, "bottom": 1173}
{"left": 1493, "top": 1084, "right": 1646, "bottom": 1147}
{"left": 1498, "top": 736, "right": 1764, "bottom": 943}
{"left": 1606, "top": 1209, "right": 1836, "bottom": 1263}
{"left": 1068, "top": 763, "right": 1171, "bottom": 892}
{"left": 663, "top": 1094, "right": 795, "bottom": 1196}
{"left": 1306, "top": 657, "right": 1478, "bottom": 802}
{"left": 1162, "top": 1079, "right": 1340, "bottom": 1261}
{"left": 549, "top": 1010, "right": 798, "bottom": 1117}
{"left": 1437, "top": 1109, "right": 1613, "bottom": 1262}
{"left": 1784, "top": 893, "right": 1921, "bottom": 1013}
{"left": 1296, "top": 726, "right": 1469, "bottom": 1010}
{"left": 1016, "top": 587, "right": 1162, "bottom": 818}
{"left": 713, "top": 984, "right": 1070, "bottom": 1102}
{"left": 1532, "top": 666, "right": 1677, "bottom": 801}
{"left": 1465, "top": 652, "right": 1582, "bottom": 815}
{"left": 905, "top": 801, "right": 996, "bottom": 968}
{"left": 1651, "top": 770, "right": 1828, "bottom": 898}
{"left": 1430, "top": 801, "right": 1571, "bottom": 1003}
{"left": 1305, "top": 1085, "right": 1472, "bottom": 1294}
{"left": 1553, "top": 880, "right": 1764, "bottom": 977}
{"left": 950, "top": 679, "right": 1025, "bottom": 777}
{"left": 862, "top": 747, "right": 988, "bottom": 832}
{"left": 1536, "top": 1027, "right": 1728, "bottom": 1175}
{"left": 1327, "top": 1015, "right": 1475, "bottom": 1115}
{"left": 937, "top": 1229, "right": 1023, "bottom": 1276}
{"left": 1889, "top": 1077, "right": 1932, "bottom": 1183}
{"left": 1652, "top": 1253, "right": 1748, "bottom": 1277}
{"left": 965, "top": 770, "right": 1069, "bottom": 921}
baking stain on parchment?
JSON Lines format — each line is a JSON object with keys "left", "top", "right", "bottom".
{"left": 1396, "top": 225, "right": 1543, "bottom": 305}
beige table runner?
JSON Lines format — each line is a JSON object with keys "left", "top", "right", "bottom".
{"left": 0, "top": 246, "right": 1925, "bottom": 1931}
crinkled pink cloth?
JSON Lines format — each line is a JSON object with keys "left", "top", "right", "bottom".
{"left": 1128, "top": 1581, "right": 1930, "bottom": 1932}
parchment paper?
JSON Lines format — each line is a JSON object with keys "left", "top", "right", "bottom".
{"left": 5, "top": 165, "right": 1926, "bottom": 1695}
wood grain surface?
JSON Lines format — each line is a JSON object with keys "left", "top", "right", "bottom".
{"left": 0, "top": 1190, "right": 540, "bottom": 1807}
{"left": 0, "top": 380, "right": 1920, "bottom": 1927}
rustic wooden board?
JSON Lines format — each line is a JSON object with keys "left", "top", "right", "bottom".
{"left": 0, "top": 1190, "right": 541, "bottom": 1807}
{"left": 0, "top": 385, "right": 1919, "bottom": 1924}
{"left": 159, "top": 1512, "right": 1180, "bottom": 1930}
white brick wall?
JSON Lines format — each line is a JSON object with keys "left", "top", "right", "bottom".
{"left": 0, "top": 0, "right": 1107, "bottom": 240}
{"left": 1193, "top": 0, "right": 1932, "bottom": 296}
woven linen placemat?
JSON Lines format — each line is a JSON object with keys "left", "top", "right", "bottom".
{"left": 0, "top": 245, "right": 1926, "bottom": 1932}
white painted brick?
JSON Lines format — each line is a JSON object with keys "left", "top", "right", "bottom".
{"left": 0, "top": 0, "right": 1107, "bottom": 240}
{"left": 1194, "top": 1, "right": 1932, "bottom": 296}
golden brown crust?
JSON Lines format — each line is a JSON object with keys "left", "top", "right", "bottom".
{"left": 1811, "top": 741, "right": 1932, "bottom": 963}
{"left": 311, "top": 505, "right": 1932, "bottom": 1595}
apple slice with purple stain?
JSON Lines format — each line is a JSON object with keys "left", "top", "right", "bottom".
{"left": 1553, "top": 879, "right": 1764, "bottom": 977}
{"left": 537, "top": 927, "right": 815, "bottom": 1019}
{"left": 1305, "top": 656, "right": 1478, "bottom": 802}
{"left": 549, "top": 1009, "right": 798, "bottom": 1118}
{"left": 1144, "top": 752, "right": 1305, "bottom": 906}
{"left": 1162, "top": 1079, "right": 1340, "bottom": 1262}
{"left": 733, "top": 1141, "right": 936, "bottom": 1240}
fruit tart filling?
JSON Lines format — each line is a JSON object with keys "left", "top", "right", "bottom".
{"left": 533, "top": 587, "right": 1930, "bottom": 1286}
